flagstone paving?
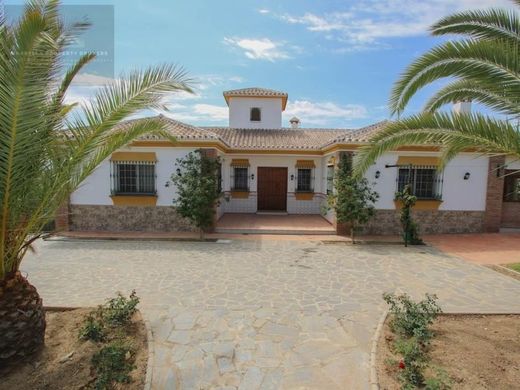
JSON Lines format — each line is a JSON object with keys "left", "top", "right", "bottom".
{"left": 22, "top": 238, "right": 520, "bottom": 389}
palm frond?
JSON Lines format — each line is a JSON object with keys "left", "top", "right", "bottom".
{"left": 424, "top": 79, "right": 520, "bottom": 116}
{"left": 431, "top": 8, "right": 520, "bottom": 44}
{"left": 354, "top": 113, "right": 520, "bottom": 176}
{"left": 64, "top": 64, "right": 192, "bottom": 169}
{"left": 0, "top": 1, "right": 194, "bottom": 279}
{"left": 389, "top": 39, "right": 520, "bottom": 116}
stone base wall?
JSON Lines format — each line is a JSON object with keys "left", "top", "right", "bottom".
{"left": 362, "top": 210, "right": 485, "bottom": 235}
{"left": 70, "top": 205, "right": 196, "bottom": 232}
{"left": 501, "top": 202, "right": 520, "bottom": 228}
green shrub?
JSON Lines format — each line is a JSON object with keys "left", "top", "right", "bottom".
{"left": 91, "top": 341, "right": 135, "bottom": 390}
{"left": 396, "top": 185, "right": 424, "bottom": 246}
{"left": 394, "top": 337, "right": 426, "bottom": 387}
{"left": 79, "top": 313, "right": 105, "bottom": 342}
{"left": 103, "top": 290, "right": 139, "bottom": 326}
{"left": 425, "top": 367, "right": 452, "bottom": 390}
{"left": 383, "top": 292, "right": 442, "bottom": 341}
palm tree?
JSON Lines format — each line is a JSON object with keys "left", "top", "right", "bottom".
{"left": 0, "top": 0, "right": 192, "bottom": 362}
{"left": 354, "top": 0, "right": 520, "bottom": 175}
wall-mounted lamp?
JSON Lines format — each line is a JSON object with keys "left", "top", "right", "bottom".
{"left": 290, "top": 174, "right": 294, "bottom": 181}
{"left": 164, "top": 181, "right": 171, "bottom": 188}
{"left": 176, "top": 168, "right": 182, "bottom": 177}
{"left": 375, "top": 170, "right": 381, "bottom": 179}
{"left": 251, "top": 173, "right": 255, "bottom": 181}
{"left": 463, "top": 172, "right": 470, "bottom": 180}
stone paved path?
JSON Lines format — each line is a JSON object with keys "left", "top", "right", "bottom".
{"left": 22, "top": 238, "right": 520, "bottom": 389}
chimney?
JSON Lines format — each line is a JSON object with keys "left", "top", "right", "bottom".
{"left": 453, "top": 100, "right": 471, "bottom": 115}
{"left": 289, "top": 116, "right": 300, "bottom": 129}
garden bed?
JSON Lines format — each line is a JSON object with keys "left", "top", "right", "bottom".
{"left": 377, "top": 314, "right": 520, "bottom": 389}
{"left": 1, "top": 307, "right": 147, "bottom": 390}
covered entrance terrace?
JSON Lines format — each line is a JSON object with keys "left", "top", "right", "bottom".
{"left": 215, "top": 213, "right": 335, "bottom": 235}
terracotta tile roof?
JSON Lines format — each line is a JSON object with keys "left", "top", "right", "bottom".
{"left": 223, "top": 87, "right": 289, "bottom": 109}
{"left": 323, "top": 121, "right": 388, "bottom": 146}
{"left": 112, "top": 116, "right": 388, "bottom": 151}
{"left": 203, "top": 127, "right": 345, "bottom": 150}
{"left": 131, "top": 116, "right": 226, "bottom": 143}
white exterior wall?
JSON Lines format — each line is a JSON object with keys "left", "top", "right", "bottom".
{"left": 71, "top": 147, "right": 197, "bottom": 206}
{"left": 365, "top": 152, "right": 489, "bottom": 211}
{"left": 228, "top": 97, "right": 283, "bottom": 128}
{"left": 506, "top": 156, "right": 520, "bottom": 170}
{"left": 72, "top": 147, "right": 490, "bottom": 214}
{"left": 221, "top": 154, "right": 327, "bottom": 214}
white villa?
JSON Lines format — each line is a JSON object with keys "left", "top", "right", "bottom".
{"left": 60, "top": 87, "right": 520, "bottom": 235}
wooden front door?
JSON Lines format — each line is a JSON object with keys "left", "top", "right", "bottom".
{"left": 257, "top": 167, "right": 288, "bottom": 211}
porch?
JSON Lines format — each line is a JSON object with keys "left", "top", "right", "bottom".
{"left": 215, "top": 213, "right": 336, "bottom": 235}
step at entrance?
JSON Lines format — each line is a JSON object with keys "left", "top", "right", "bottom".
{"left": 215, "top": 214, "right": 336, "bottom": 235}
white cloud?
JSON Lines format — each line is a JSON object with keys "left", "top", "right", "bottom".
{"left": 284, "top": 100, "right": 367, "bottom": 126}
{"left": 223, "top": 37, "right": 291, "bottom": 61}
{"left": 272, "top": 0, "right": 514, "bottom": 50}
{"left": 258, "top": 9, "right": 270, "bottom": 14}
{"left": 193, "top": 104, "right": 228, "bottom": 121}
{"left": 71, "top": 73, "right": 115, "bottom": 86}
{"left": 194, "top": 74, "right": 245, "bottom": 91}
{"left": 156, "top": 103, "right": 228, "bottom": 123}
{"left": 63, "top": 86, "right": 100, "bottom": 106}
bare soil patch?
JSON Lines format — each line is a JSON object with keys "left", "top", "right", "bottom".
{"left": 377, "top": 314, "right": 520, "bottom": 390}
{"left": 0, "top": 308, "right": 147, "bottom": 390}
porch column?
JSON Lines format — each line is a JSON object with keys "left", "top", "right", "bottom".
{"left": 483, "top": 155, "right": 506, "bottom": 232}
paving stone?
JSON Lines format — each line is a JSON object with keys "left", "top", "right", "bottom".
{"left": 173, "top": 311, "right": 197, "bottom": 330}
{"left": 217, "top": 357, "right": 235, "bottom": 374}
{"left": 214, "top": 342, "right": 235, "bottom": 359}
{"left": 167, "top": 330, "right": 191, "bottom": 345}
{"left": 23, "top": 238, "right": 520, "bottom": 389}
{"left": 238, "top": 367, "right": 264, "bottom": 390}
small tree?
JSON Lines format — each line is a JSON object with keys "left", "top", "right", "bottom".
{"left": 328, "top": 154, "right": 379, "bottom": 242}
{"left": 171, "top": 151, "right": 221, "bottom": 239}
{"left": 395, "top": 185, "right": 423, "bottom": 246}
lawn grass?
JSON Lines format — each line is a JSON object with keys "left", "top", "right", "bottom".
{"left": 506, "top": 263, "right": 520, "bottom": 273}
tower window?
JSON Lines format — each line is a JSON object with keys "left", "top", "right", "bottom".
{"left": 250, "top": 107, "right": 261, "bottom": 122}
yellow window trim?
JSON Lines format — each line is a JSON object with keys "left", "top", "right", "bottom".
{"left": 294, "top": 192, "right": 314, "bottom": 201}
{"left": 394, "top": 199, "right": 442, "bottom": 210}
{"left": 111, "top": 152, "right": 157, "bottom": 162}
{"left": 230, "top": 159, "right": 250, "bottom": 167}
{"left": 295, "top": 160, "right": 316, "bottom": 168}
{"left": 231, "top": 191, "right": 250, "bottom": 199}
{"left": 396, "top": 156, "right": 439, "bottom": 166}
{"left": 111, "top": 195, "right": 158, "bottom": 206}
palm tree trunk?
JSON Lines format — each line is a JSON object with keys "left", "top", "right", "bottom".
{"left": 0, "top": 271, "right": 46, "bottom": 363}
{"left": 350, "top": 223, "right": 355, "bottom": 244}
{"left": 199, "top": 228, "right": 204, "bottom": 241}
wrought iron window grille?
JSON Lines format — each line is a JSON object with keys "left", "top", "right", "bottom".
{"left": 110, "top": 161, "right": 157, "bottom": 195}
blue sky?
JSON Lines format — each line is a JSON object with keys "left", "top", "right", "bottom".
{"left": 4, "top": 0, "right": 515, "bottom": 128}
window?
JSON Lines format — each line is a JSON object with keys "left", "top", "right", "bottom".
{"left": 297, "top": 168, "right": 313, "bottom": 192}
{"left": 397, "top": 166, "right": 442, "bottom": 199}
{"left": 326, "top": 165, "right": 334, "bottom": 195}
{"left": 111, "top": 162, "right": 156, "bottom": 195}
{"left": 233, "top": 167, "right": 249, "bottom": 191}
{"left": 504, "top": 171, "right": 520, "bottom": 201}
{"left": 250, "top": 107, "right": 261, "bottom": 122}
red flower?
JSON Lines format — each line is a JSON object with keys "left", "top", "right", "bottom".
{"left": 398, "top": 360, "right": 405, "bottom": 369}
